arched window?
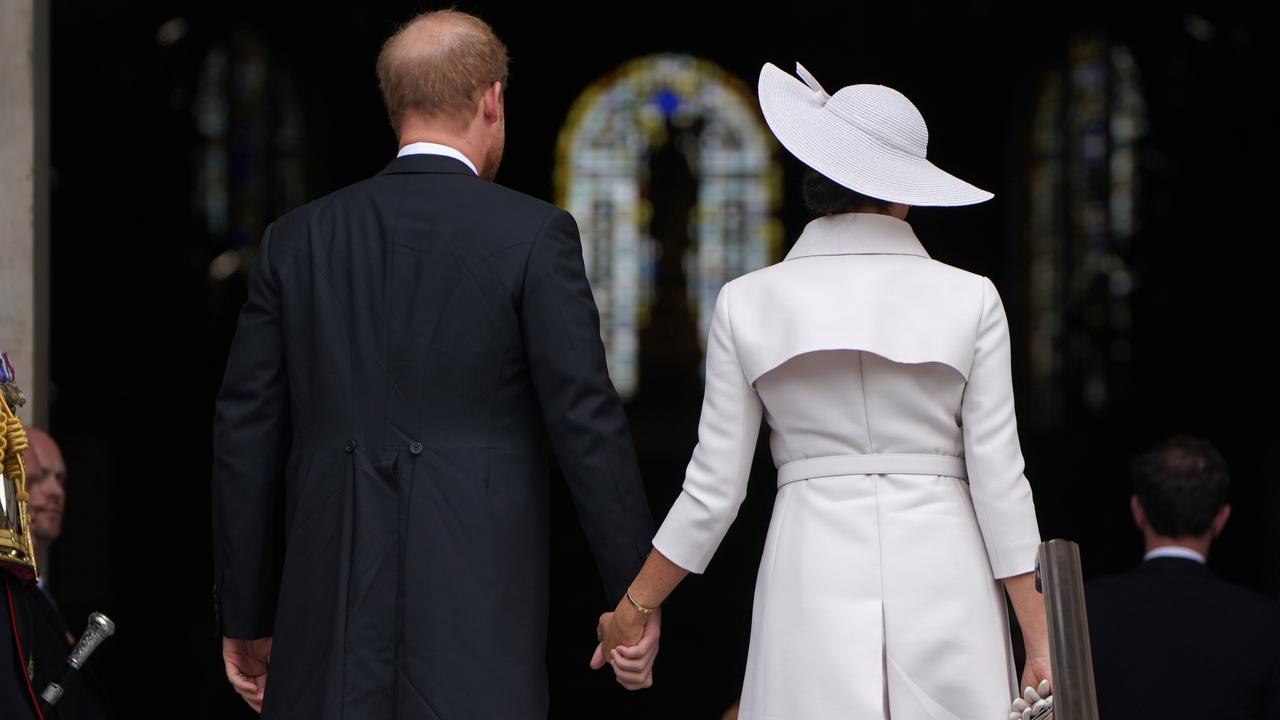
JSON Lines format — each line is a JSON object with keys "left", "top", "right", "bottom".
{"left": 555, "top": 55, "right": 781, "bottom": 398}
{"left": 194, "top": 30, "right": 307, "bottom": 282}
{"left": 1026, "top": 34, "right": 1147, "bottom": 426}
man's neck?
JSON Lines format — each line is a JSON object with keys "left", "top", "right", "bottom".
{"left": 398, "top": 128, "right": 484, "bottom": 176}
{"left": 397, "top": 141, "right": 479, "bottom": 175}
{"left": 1144, "top": 536, "right": 1210, "bottom": 562}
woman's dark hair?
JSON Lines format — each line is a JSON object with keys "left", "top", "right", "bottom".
{"left": 802, "top": 169, "right": 893, "bottom": 218}
{"left": 1131, "top": 435, "right": 1231, "bottom": 537}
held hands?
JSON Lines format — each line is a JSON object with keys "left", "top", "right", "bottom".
{"left": 589, "top": 600, "right": 661, "bottom": 690}
{"left": 223, "top": 636, "right": 272, "bottom": 713}
{"left": 588, "top": 551, "right": 684, "bottom": 690}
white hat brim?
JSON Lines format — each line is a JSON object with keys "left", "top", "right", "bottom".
{"left": 758, "top": 63, "right": 993, "bottom": 207}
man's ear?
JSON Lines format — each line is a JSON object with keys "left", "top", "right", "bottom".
{"left": 482, "top": 81, "right": 503, "bottom": 124}
{"left": 1209, "top": 504, "right": 1231, "bottom": 539}
{"left": 1129, "top": 495, "right": 1148, "bottom": 531}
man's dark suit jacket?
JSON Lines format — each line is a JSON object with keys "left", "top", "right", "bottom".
{"left": 212, "top": 153, "right": 655, "bottom": 719}
{"left": 1087, "top": 556, "right": 1280, "bottom": 719}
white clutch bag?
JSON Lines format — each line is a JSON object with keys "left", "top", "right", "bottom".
{"left": 1008, "top": 680, "right": 1053, "bottom": 720}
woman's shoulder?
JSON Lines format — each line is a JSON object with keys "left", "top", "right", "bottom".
{"left": 726, "top": 253, "right": 992, "bottom": 304}
{"left": 719, "top": 257, "right": 996, "bottom": 384}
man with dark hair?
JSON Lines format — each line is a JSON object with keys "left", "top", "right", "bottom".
{"left": 1087, "top": 436, "right": 1280, "bottom": 719}
{"left": 213, "top": 9, "right": 657, "bottom": 719}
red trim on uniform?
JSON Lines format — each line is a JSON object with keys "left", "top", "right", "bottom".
{"left": 5, "top": 577, "right": 45, "bottom": 720}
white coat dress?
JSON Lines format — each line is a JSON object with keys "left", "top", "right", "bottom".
{"left": 651, "top": 213, "right": 1041, "bottom": 720}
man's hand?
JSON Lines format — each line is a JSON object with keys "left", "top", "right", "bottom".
{"left": 596, "top": 602, "right": 644, "bottom": 658}
{"left": 590, "top": 607, "right": 660, "bottom": 690}
{"left": 223, "top": 636, "right": 272, "bottom": 713}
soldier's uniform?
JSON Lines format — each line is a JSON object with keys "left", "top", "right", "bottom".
{"left": 2, "top": 356, "right": 114, "bottom": 720}
{"left": 1, "top": 353, "right": 41, "bottom": 719}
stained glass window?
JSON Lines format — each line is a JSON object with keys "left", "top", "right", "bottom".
{"left": 1026, "top": 35, "right": 1147, "bottom": 425}
{"left": 556, "top": 55, "right": 781, "bottom": 399}
{"left": 194, "top": 31, "right": 307, "bottom": 281}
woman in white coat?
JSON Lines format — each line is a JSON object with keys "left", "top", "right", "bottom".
{"left": 593, "top": 63, "right": 1051, "bottom": 719}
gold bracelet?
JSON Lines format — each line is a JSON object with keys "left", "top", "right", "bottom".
{"left": 625, "top": 589, "right": 658, "bottom": 615}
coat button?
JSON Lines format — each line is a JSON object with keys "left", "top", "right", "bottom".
{"left": 409, "top": 441, "right": 423, "bottom": 455}
{"left": 344, "top": 439, "right": 357, "bottom": 453}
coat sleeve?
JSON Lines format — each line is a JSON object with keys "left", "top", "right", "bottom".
{"left": 520, "top": 209, "right": 654, "bottom": 606}
{"left": 651, "top": 283, "right": 763, "bottom": 574}
{"left": 961, "top": 277, "right": 1041, "bottom": 579}
{"left": 211, "top": 226, "right": 290, "bottom": 638}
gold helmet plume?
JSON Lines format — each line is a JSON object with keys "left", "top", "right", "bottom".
{"left": 0, "top": 352, "right": 38, "bottom": 580}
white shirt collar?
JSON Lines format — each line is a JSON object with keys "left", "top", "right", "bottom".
{"left": 396, "top": 142, "right": 478, "bottom": 175}
{"left": 1144, "top": 546, "right": 1206, "bottom": 564}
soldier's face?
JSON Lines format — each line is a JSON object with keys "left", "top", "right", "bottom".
{"left": 25, "top": 435, "right": 66, "bottom": 543}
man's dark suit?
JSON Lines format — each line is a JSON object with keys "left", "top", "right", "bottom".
{"left": 212, "top": 153, "right": 655, "bottom": 719}
{"left": 1087, "top": 556, "right": 1280, "bottom": 719}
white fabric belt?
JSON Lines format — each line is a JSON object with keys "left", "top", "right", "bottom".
{"left": 776, "top": 453, "right": 968, "bottom": 489}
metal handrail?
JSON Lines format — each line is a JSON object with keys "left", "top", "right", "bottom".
{"left": 1036, "top": 539, "right": 1099, "bottom": 720}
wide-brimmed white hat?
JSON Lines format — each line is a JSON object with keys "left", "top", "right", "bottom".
{"left": 758, "top": 62, "right": 993, "bottom": 206}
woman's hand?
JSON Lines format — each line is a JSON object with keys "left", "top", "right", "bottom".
{"left": 1002, "top": 571, "right": 1053, "bottom": 698}
{"left": 589, "top": 606, "right": 660, "bottom": 689}
{"left": 1020, "top": 654, "right": 1052, "bottom": 697}
{"left": 595, "top": 604, "right": 645, "bottom": 658}
{"left": 587, "top": 549, "right": 687, "bottom": 689}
